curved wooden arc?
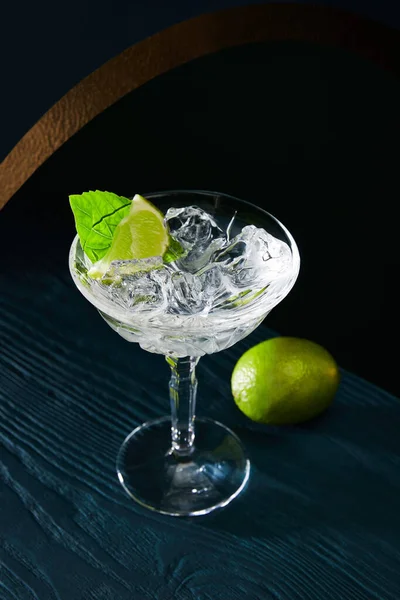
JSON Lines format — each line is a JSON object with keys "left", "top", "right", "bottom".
{"left": 1, "top": 3, "right": 400, "bottom": 209}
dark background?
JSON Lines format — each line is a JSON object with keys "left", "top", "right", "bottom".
{"left": 2, "top": 0, "right": 400, "bottom": 161}
{"left": 2, "top": 40, "right": 399, "bottom": 395}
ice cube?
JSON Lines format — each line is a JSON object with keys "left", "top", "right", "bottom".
{"left": 168, "top": 271, "right": 206, "bottom": 314}
{"left": 178, "top": 237, "right": 226, "bottom": 274}
{"left": 165, "top": 206, "right": 223, "bottom": 248}
{"left": 107, "top": 267, "right": 169, "bottom": 312}
{"left": 103, "top": 256, "right": 163, "bottom": 280}
{"left": 216, "top": 225, "right": 292, "bottom": 287}
{"left": 198, "top": 265, "right": 234, "bottom": 310}
{"left": 165, "top": 206, "right": 226, "bottom": 272}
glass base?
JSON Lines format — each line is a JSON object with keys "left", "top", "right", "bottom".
{"left": 116, "top": 417, "right": 250, "bottom": 516}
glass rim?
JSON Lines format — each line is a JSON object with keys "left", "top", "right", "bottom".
{"left": 69, "top": 189, "right": 300, "bottom": 332}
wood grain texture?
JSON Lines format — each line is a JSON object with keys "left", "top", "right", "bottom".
{"left": 1, "top": 242, "right": 400, "bottom": 597}
{"left": 1, "top": 3, "right": 400, "bottom": 210}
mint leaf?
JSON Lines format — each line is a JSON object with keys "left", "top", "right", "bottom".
{"left": 163, "top": 236, "right": 186, "bottom": 263}
{"left": 69, "top": 190, "right": 132, "bottom": 262}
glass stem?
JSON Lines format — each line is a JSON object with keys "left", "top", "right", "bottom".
{"left": 166, "top": 356, "right": 199, "bottom": 456}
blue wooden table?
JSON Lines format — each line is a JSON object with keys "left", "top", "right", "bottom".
{"left": 1, "top": 249, "right": 400, "bottom": 598}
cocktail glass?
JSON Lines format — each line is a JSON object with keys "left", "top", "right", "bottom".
{"left": 69, "top": 191, "right": 300, "bottom": 516}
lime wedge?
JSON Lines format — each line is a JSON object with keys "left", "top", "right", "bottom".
{"left": 88, "top": 194, "right": 169, "bottom": 279}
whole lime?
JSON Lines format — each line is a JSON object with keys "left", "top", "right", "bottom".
{"left": 231, "top": 337, "right": 340, "bottom": 425}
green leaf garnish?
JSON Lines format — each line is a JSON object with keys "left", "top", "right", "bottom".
{"left": 163, "top": 236, "right": 187, "bottom": 263}
{"left": 69, "top": 190, "right": 132, "bottom": 262}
